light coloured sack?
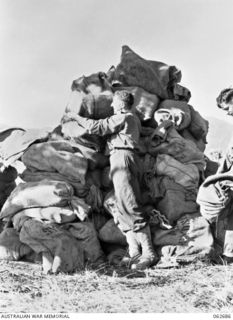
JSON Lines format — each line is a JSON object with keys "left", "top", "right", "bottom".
{"left": 156, "top": 154, "right": 200, "bottom": 190}
{"left": 22, "top": 141, "right": 88, "bottom": 185}
{"left": 0, "top": 180, "right": 74, "bottom": 220}
{"left": 155, "top": 99, "right": 191, "bottom": 130}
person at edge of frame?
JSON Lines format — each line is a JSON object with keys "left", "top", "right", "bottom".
{"left": 197, "top": 87, "right": 233, "bottom": 264}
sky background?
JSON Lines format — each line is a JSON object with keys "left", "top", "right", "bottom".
{"left": 1, "top": 0, "right": 233, "bottom": 129}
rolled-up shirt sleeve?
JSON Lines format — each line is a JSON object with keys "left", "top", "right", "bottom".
{"left": 68, "top": 113, "right": 126, "bottom": 136}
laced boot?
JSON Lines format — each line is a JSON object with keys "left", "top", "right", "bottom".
{"left": 120, "top": 230, "right": 141, "bottom": 267}
{"left": 131, "top": 225, "right": 158, "bottom": 270}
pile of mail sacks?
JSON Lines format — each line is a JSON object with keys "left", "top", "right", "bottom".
{"left": 0, "top": 46, "right": 216, "bottom": 273}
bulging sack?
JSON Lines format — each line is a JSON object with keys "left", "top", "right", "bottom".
{"left": 149, "top": 122, "right": 205, "bottom": 171}
{"left": 169, "top": 83, "right": 191, "bottom": 102}
{"left": 0, "top": 127, "right": 49, "bottom": 167}
{"left": 98, "top": 219, "right": 127, "bottom": 245}
{"left": 0, "top": 180, "right": 74, "bottom": 220}
{"left": 155, "top": 100, "right": 191, "bottom": 130}
{"left": 65, "top": 90, "right": 84, "bottom": 115}
{"left": 110, "top": 45, "right": 181, "bottom": 99}
{"left": 71, "top": 71, "right": 112, "bottom": 94}
{"left": 12, "top": 207, "right": 78, "bottom": 232}
{"left": 154, "top": 212, "right": 214, "bottom": 266}
{"left": 180, "top": 129, "right": 206, "bottom": 153}
{"left": 155, "top": 154, "right": 200, "bottom": 190}
{"left": 19, "top": 219, "right": 85, "bottom": 274}
{"left": 188, "top": 105, "right": 209, "bottom": 142}
{"left": 114, "top": 86, "right": 160, "bottom": 121}
{"left": 66, "top": 72, "right": 113, "bottom": 120}
{"left": 61, "top": 122, "right": 109, "bottom": 170}
{"left": 80, "top": 92, "right": 114, "bottom": 120}
{"left": 21, "top": 168, "right": 89, "bottom": 198}
{"left": 22, "top": 141, "right": 88, "bottom": 185}
{"left": 65, "top": 221, "right": 106, "bottom": 266}
{"left": 153, "top": 212, "right": 214, "bottom": 252}
{"left": 156, "top": 176, "right": 198, "bottom": 224}
{"left": 0, "top": 228, "right": 32, "bottom": 261}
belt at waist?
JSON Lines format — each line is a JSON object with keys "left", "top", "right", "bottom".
{"left": 113, "top": 147, "right": 135, "bottom": 151}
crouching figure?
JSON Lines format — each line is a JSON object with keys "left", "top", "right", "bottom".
{"left": 197, "top": 87, "right": 233, "bottom": 263}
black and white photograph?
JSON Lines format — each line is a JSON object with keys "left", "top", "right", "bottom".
{"left": 0, "top": 0, "right": 233, "bottom": 316}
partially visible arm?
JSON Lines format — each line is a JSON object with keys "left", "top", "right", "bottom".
{"left": 63, "top": 112, "right": 126, "bottom": 136}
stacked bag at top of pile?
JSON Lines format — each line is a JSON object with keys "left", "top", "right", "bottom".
{"left": 0, "top": 45, "right": 215, "bottom": 272}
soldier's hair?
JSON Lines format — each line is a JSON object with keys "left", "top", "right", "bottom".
{"left": 114, "top": 90, "right": 134, "bottom": 108}
{"left": 216, "top": 88, "right": 233, "bottom": 109}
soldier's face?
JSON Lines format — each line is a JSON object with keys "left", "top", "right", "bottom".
{"left": 111, "top": 96, "right": 124, "bottom": 114}
{"left": 227, "top": 97, "right": 233, "bottom": 116}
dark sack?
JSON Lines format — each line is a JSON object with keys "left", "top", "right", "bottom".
{"left": 80, "top": 92, "right": 114, "bottom": 120}
{"left": 188, "top": 105, "right": 209, "bottom": 142}
{"left": 66, "top": 91, "right": 114, "bottom": 120}
{"left": 169, "top": 83, "right": 191, "bottom": 102}
{"left": 110, "top": 45, "right": 181, "bottom": 99}
{"left": 153, "top": 212, "right": 214, "bottom": 255}
{"left": 156, "top": 176, "right": 198, "bottom": 225}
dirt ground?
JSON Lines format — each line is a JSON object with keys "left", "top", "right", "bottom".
{"left": 0, "top": 259, "right": 233, "bottom": 313}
